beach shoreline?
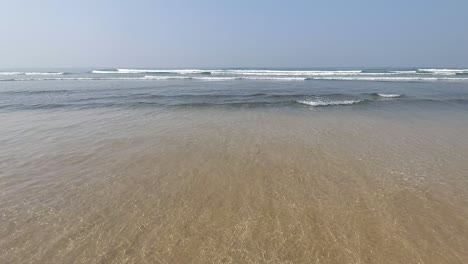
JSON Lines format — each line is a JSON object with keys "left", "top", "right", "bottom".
{"left": 1, "top": 105, "right": 467, "bottom": 263}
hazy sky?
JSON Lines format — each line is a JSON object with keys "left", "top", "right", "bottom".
{"left": 1, "top": 0, "right": 467, "bottom": 68}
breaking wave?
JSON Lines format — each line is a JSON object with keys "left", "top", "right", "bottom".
{"left": 297, "top": 99, "right": 363, "bottom": 106}
{"left": 377, "top": 93, "right": 402, "bottom": 98}
{"left": 2, "top": 76, "right": 307, "bottom": 82}
{"left": 210, "top": 70, "right": 362, "bottom": 76}
{"left": 0, "top": 77, "right": 148, "bottom": 81}
{"left": 239, "top": 76, "right": 306, "bottom": 81}
{"left": 143, "top": 76, "right": 192, "bottom": 80}
{"left": 92, "top": 69, "right": 211, "bottom": 74}
{"left": 417, "top": 69, "right": 468, "bottom": 75}
{"left": 0, "top": 72, "right": 23, "bottom": 75}
{"left": 306, "top": 77, "right": 467, "bottom": 81}
{"left": 0, "top": 71, "right": 64, "bottom": 75}
{"left": 2, "top": 76, "right": 467, "bottom": 82}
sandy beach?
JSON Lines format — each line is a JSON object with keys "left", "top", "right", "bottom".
{"left": 1, "top": 104, "right": 467, "bottom": 263}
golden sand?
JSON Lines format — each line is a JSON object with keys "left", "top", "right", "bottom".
{"left": 1, "top": 108, "right": 467, "bottom": 263}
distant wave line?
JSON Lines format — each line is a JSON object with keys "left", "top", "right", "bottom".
{"left": 2, "top": 76, "right": 468, "bottom": 82}
{"left": 91, "top": 68, "right": 468, "bottom": 76}
{"left": 0, "top": 72, "right": 64, "bottom": 75}
{"left": 417, "top": 69, "right": 468, "bottom": 75}
{"left": 92, "top": 69, "right": 211, "bottom": 74}
{"left": 306, "top": 77, "right": 468, "bottom": 81}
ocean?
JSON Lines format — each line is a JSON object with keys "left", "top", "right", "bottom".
{"left": 1, "top": 68, "right": 468, "bottom": 110}
{"left": 1, "top": 68, "right": 468, "bottom": 263}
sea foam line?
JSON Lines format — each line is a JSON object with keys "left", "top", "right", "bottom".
{"left": 144, "top": 76, "right": 237, "bottom": 81}
{"left": 418, "top": 68, "right": 468, "bottom": 72}
{"left": 143, "top": 76, "right": 192, "bottom": 80}
{"left": 119, "top": 68, "right": 210, "bottom": 74}
{"left": 90, "top": 69, "right": 468, "bottom": 77}
{"left": 3, "top": 76, "right": 466, "bottom": 82}
{"left": 144, "top": 76, "right": 306, "bottom": 81}
{"left": 1, "top": 76, "right": 305, "bottom": 81}
{"left": 297, "top": 99, "right": 363, "bottom": 106}
{"left": 92, "top": 69, "right": 212, "bottom": 74}
{"left": 0, "top": 77, "right": 147, "bottom": 81}
{"left": 93, "top": 69, "right": 366, "bottom": 76}
{"left": 377, "top": 93, "right": 401, "bottom": 98}
{"left": 210, "top": 70, "right": 363, "bottom": 76}
{"left": 417, "top": 69, "right": 468, "bottom": 75}
{"left": 0, "top": 72, "right": 23, "bottom": 75}
{"left": 0, "top": 72, "right": 64, "bottom": 75}
{"left": 306, "top": 77, "right": 468, "bottom": 81}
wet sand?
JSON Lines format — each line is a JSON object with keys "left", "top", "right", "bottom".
{"left": 1, "top": 107, "right": 468, "bottom": 264}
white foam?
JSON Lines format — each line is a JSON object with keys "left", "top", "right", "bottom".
{"left": 90, "top": 69, "right": 468, "bottom": 77}
{"left": 241, "top": 76, "right": 307, "bottom": 81}
{"left": 144, "top": 76, "right": 305, "bottom": 81}
{"left": 0, "top": 72, "right": 65, "bottom": 75}
{"left": 418, "top": 69, "right": 468, "bottom": 75}
{"left": 118, "top": 69, "right": 209, "bottom": 74}
{"left": 297, "top": 99, "right": 362, "bottom": 106}
{"left": 91, "top": 70, "right": 118, "bottom": 74}
{"left": 308, "top": 77, "right": 467, "bottom": 81}
{"left": 4, "top": 76, "right": 465, "bottom": 82}
{"left": 3, "top": 77, "right": 148, "bottom": 81}
{"left": 92, "top": 69, "right": 211, "bottom": 74}
{"left": 193, "top": 77, "right": 239, "bottom": 81}
{"left": 143, "top": 76, "right": 192, "bottom": 80}
{"left": 377, "top": 93, "right": 401, "bottom": 98}
{"left": 419, "top": 68, "right": 468, "bottom": 72}
{"left": 211, "top": 70, "right": 362, "bottom": 76}
{"left": 101, "top": 69, "right": 422, "bottom": 76}
{"left": 24, "top": 72, "right": 64, "bottom": 75}
{"left": 0, "top": 72, "right": 23, "bottom": 75}
{"left": 390, "top": 71, "right": 418, "bottom": 74}
{"left": 361, "top": 72, "right": 413, "bottom": 75}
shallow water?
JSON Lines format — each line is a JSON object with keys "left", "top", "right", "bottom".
{"left": 1, "top": 71, "right": 468, "bottom": 263}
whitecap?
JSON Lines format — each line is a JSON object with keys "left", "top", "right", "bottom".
{"left": 390, "top": 71, "right": 418, "bottom": 74}
{"left": 241, "top": 76, "right": 307, "bottom": 81}
{"left": 119, "top": 69, "right": 209, "bottom": 74}
{"left": 307, "top": 77, "right": 467, "bottom": 81}
{"left": 211, "top": 70, "right": 362, "bottom": 76}
{"left": 193, "top": 77, "right": 239, "bottom": 81}
{"left": 377, "top": 93, "right": 401, "bottom": 98}
{"left": 143, "top": 76, "right": 192, "bottom": 80}
{"left": 91, "top": 70, "right": 118, "bottom": 74}
{"left": 417, "top": 69, "right": 468, "bottom": 75}
{"left": 0, "top": 72, "right": 24, "bottom": 75}
{"left": 3, "top": 77, "right": 147, "bottom": 81}
{"left": 0, "top": 71, "right": 64, "bottom": 75}
{"left": 297, "top": 99, "right": 362, "bottom": 106}
{"left": 24, "top": 72, "right": 64, "bottom": 75}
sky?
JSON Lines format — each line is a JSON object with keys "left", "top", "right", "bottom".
{"left": 0, "top": 0, "right": 467, "bottom": 68}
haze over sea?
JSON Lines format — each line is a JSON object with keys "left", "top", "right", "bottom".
{"left": 1, "top": 67, "right": 468, "bottom": 263}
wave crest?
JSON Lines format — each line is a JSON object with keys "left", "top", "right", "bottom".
{"left": 297, "top": 99, "right": 363, "bottom": 106}
{"left": 306, "top": 77, "right": 467, "bottom": 81}
{"left": 417, "top": 69, "right": 468, "bottom": 75}
{"left": 0, "top": 71, "right": 64, "bottom": 75}
{"left": 377, "top": 93, "right": 402, "bottom": 98}
{"left": 211, "top": 70, "right": 362, "bottom": 76}
{"left": 92, "top": 69, "right": 212, "bottom": 74}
